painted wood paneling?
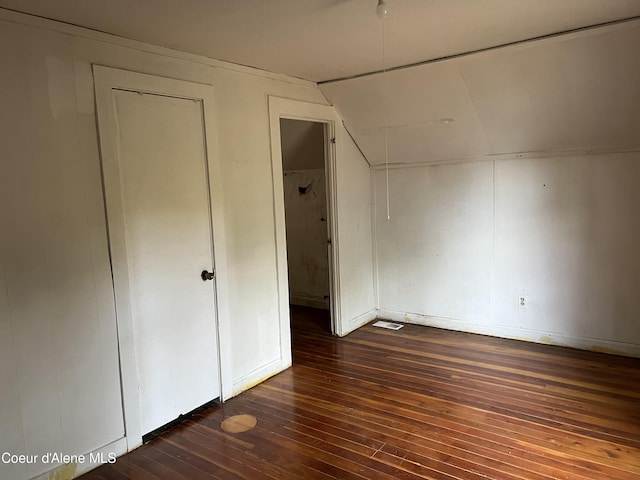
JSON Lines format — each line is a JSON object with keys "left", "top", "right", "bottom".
{"left": 494, "top": 153, "right": 640, "bottom": 345}
{"left": 0, "top": 22, "right": 124, "bottom": 479}
{"left": 0, "top": 10, "right": 345, "bottom": 480}
{"left": 374, "top": 152, "right": 640, "bottom": 356}
{"left": 336, "top": 130, "right": 377, "bottom": 328}
{"left": 375, "top": 161, "right": 494, "bottom": 322}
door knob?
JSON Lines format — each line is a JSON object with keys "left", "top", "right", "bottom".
{"left": 201, "top": 270, "right": 215, "bottom": 281}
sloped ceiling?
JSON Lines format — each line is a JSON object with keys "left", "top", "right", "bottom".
{"left": 2, "top": 1, "right": 640, "bottom": 164}
{"left": 1, "top": 0, "right": 640, "bottom": 82}
{"left": 321, "top": 20, "right": 640, "bottom": 165}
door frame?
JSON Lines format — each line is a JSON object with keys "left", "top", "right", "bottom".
{"left": 93, "top": 65, "right": 232, "bottom": 450}
{"left": 268, "top": 97, "right": 344, "bottom": 357}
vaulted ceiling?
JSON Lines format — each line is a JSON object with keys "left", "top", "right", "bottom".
{"left": 2, "top": 0, "right": 640, "bottom": 82}
{"left": 321, "top": 19, "right": 640, "bottom": 164}
{"left": 3, "top": 0, "right": 640, "bottom": 165}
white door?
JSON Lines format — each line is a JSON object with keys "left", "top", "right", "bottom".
{"left": 95, "top": 68, "right": 220, "bottom": 438}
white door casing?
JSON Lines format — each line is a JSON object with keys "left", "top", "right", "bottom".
{"left": 93, "top": 66, "right": 231, "bottom": 449}
{"left": 268, "top": 97, "right": 344, "bottom": 352}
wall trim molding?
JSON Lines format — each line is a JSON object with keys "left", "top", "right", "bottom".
{"left": 345, "top": 308, "right": 378, "bottom": 336}
{"left": 378, "top": 309, "right": 640, "bottom": 358}
{"left": 290, "top": 294, "right": 330, "bottom": 311}
{"left": 31, "top": 437, "right": 128, "bottom": 480}
{"left": 232, "top": 358, "right": 289, "bottom": 397}
{"left": 268, "top": 96, "right": 345, "bottom": 349}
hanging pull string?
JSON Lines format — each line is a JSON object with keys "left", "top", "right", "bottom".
{"left": 380, "top": 5, "right": 390, "bottom": 220}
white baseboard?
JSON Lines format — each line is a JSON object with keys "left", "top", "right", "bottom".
{"left": 290, "top": 293, "right": 330, "bottom": 310}
{"left": 339, "top": 308, "right": 378, "bottom": 336}
{"left": 377, "top": 309, "right": 640, "bottom": 358}
{"left": 232, "top": 357, "right": 289, "bottom": 397}
{"left": 30, "top": 437, "right": 128, "bottom": 480}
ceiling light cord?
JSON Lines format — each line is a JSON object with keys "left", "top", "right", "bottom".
{"left": 378, "top": 0, "right": 390, "bottom": 220}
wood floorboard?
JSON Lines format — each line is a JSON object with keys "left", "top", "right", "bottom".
{"left": 250, "top": 379, "right": 589, "bottom": 480}
{"left": 80, "top": 306, "right": 640, "bottom": 479}
{"left": 291, "top": 347, "right": 639, "bottom": 448}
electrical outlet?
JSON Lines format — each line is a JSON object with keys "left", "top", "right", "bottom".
{"left": 518, "top": 295, "right": 528, "bottom": 308}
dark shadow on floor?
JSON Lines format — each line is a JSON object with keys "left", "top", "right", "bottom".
{"left": 289, "top": 305, "right": 331, "bottom": 335}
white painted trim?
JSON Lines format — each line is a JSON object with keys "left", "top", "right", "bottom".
{"left": 325, "top": 120, "right": 343, "bottom": 336}
{"left": 232, "top": 358, "right": 289, "bottom": 397}
{"left": 31, "top": 437, "right": 127, "bottom": 480}
{"left": 268, "top": 97, "right": 345, "bottom": 357}
{"left": 344, "top": 308, "right": 378, "bottom": 336}
{"left": 370, "top": 168, "right": 380, "bottom": 311}
{"left": 378, "top": 309, "right": 640, "bottom": 358}
{"left": 93, "top": 66, "right": 232, "bottom": 449}
{"left": 0, "top": 8, "right": 316, "bottom": 88}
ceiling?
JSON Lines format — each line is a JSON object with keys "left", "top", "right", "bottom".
{"left": 3, "top": 0, "right": 640, "bottom": 166}
{"left": 2, "top": 0, "right": 640, "bottom": 82}
{"left": 321, "top": 19, "right": 640, "bottom": 164}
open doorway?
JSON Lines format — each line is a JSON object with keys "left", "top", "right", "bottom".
{"left": 280, "top": 118, "right": 333, "bottom": 334}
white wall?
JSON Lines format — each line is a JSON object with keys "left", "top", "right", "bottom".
{"left": 375, "top": 161, "right": 493, "bottom": 322}
{"left": 0, "top": 9, "right": 331, "bottom": 480}
{"left": 375, "top": 152, "right": 640, "bottom": 356}
{"left": 335, "top": 128, "right": 377, "bottom": 330}
{"left": 208, "top": 72, "right": 329, "bottom": 394}
{"left": 324, "top": 16, "right": 640, "bottom": 357}
{"left": 0, "top": 18, "right": 125, "bottom": 480}
{"left": 283, "top": 169, "right": 330, "bottom": 309}
{"left": 494, "top": 153, "right": 640, "bottom": 349}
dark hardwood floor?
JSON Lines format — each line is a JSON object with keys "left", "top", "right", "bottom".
{"left": 81, "top": 306, "right": 640, "bottom": 479}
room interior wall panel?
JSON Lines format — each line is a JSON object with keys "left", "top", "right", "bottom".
{"left": 335, "top": 129, "right": 377, "bottom": 330}
{"left": 494, "top": 153, "right": 640, "bottom": 346}
{"left": 374, "top": 152, "right": 640, "bottom": 356}
{"left": 374, "top": 161, "right": 494, "bottom": 323}
{"left": 208, "top": 71, "right": 332, "bottom": 388}
{"left": 0, "top": 21, "right": 125, "bottom": 479}
{"left": 0, "top": 10, "right": 339, "bottom": 480}
{"left": 326, "top": 17, "right": 640, "bottom": 357}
